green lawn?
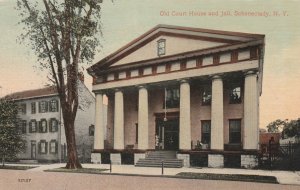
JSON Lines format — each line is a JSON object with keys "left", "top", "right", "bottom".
{"left": 45, "top": 167, "right": 108, "bottom": 174}
{"left": 176, "top": 172, "right": 278, "bottom": 184}
{"left": 0, "top": 165, "right": 37, "bottom": 170}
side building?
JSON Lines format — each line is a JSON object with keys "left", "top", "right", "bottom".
{"left": 8, "top": 79, "right": 97, "bottom": 163}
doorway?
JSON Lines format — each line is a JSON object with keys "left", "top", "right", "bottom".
{"left": 155, "top": 118, "right": 179, "bottom": 150}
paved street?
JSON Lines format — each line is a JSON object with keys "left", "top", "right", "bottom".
{"left": 0, "top": 169, "right": 299, "bottom": 190}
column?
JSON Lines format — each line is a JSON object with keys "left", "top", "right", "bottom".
{"left": 138, "top": 86, "right": 149, "bottom": 149}
{"left": 94, "top": 92, "right": 105, "bottom": 150}
{"left": 243, "top": 71, "right": 259, "bottom": 150}
{"left": 114, "top": 89, "right": 124, "bottom": 149}
{"left": 211, "top": 75, "right": 224, "bottom": 150}
{"left": 179, "top": 79, "right": 191, "bottom": 150}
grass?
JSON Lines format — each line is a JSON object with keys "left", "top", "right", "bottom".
{"left": 0, "top": 165, "right": 37, "bottom": 170}
{"left": 176, "top": 172, "right": 278, "bottom": 184}
{"left": 45, "top": 167, "right": 108, "bottom": 174}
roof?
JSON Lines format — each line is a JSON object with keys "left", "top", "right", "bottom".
{"left": 88, "top": 24, "right": 265, "bottom": 74}
{"left": 5, "top": 86, "right": 58, "bottom": 101}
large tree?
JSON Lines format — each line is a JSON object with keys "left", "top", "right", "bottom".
{"left": 266, "top": 119, "right": 288, "bottom": 133}
{"left": 0, "top": 98, "right": 25, "bottom": 166}
{"left": 17, "top": 0, "right": 103, "bottom": 168}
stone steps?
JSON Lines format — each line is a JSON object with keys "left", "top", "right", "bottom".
{"left": 135, "top": 151, "right": 183, "bottom": 168}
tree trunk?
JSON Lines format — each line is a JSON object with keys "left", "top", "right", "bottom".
{"left": 2, "top": 156, "right": 5, "bottom": 167}
{"left": 64, "top": 117, "right": 82, "bottom": 169}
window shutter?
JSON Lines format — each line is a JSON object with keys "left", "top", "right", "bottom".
{"left": 38, "top": 142, "right": 41, "bottom": 154}
{"left": 38, "top": 121, "right": 42, "bottom": 133}
{"left": 49, "top": 119, "right": 52, "bottom": 132}
{"left": 45, "top": 102, "right": 48, "bottom": 112}
{"left": 45, "top": 142, "right": 48, "bottom": 154}
{"left": 56, "top": 100, "right": 59, "bottom": 112}
{"left": 55, "top": 141, "right": 58, "bottom": 153}
{"left": 38, "top": 102, "right": 41, "bottom": 113}
{"left": 45, "top": 120, "right": 48, "bottom": 132}
{"left": 49, "top": 101, "right": 52, "bottom": 112}
{"left": 29, "top": 121, "right": 32, "bottom": 133}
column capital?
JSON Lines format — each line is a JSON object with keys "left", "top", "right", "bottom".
{"left": 179, "top": 78, "right": 190, "bottom": 84}
{"left": 210, "top": 74, "right": 223, "bottom": 80}
{"left": 244, "top": 70, "right": 258, "bottom": 77}
{"left": 114, "top": 88, "right": 123, "bottom": 93}
{"left": 94, "top": 90, "right": 105, "bottom": 96}
{"left": 137, "top": 85, "right": 148, "bottom": 90}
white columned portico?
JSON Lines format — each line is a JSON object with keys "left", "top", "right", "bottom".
{"left": 114, "top": 89, "right": 124, "bottom": 149}
{"left": 243, "top": 71, "right": 259, "bottom": 150}
{"left": 179, "top": 79, "right": 191, "bottom": 150}
{"left": 211, "top": 75, "right": 224, "bottom": 150}
{"left": 138, "top": 86, "right": 149, "bottom": 150}
{"left": 94, "top": 92, "right": 105, "bottom": 150}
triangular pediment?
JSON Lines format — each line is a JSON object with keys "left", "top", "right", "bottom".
{"left": 89, "top": 25, "right": 264, "bottom": 72}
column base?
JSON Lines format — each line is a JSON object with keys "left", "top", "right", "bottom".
{"left": 241, "top": 155, "right": 258, "bottom": 169}
{"left": 111, "top": 153, "right": 121, "bottom": 165}
{"left": 91, "top": 153, "right": 101, "bottom": 164}
{"left": 134, "top": 153, "right": 146, "bottom": 165}
{"left": 177, "top": 153, "right": 190, "bottom": 167}
{"left": 208, "top": 154, "right": 224, "bottom": 168}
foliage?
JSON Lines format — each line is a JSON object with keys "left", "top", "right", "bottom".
{"left": 266, "top": 119, "right": 288, "bottom": 133}
{"left": 17, "top": 0, "right": 104, "bottom": 169}
{"left": 282, "top": 118, "right": 300, "bottom": 138}
{"left": 0, "top": 98, "right": 25, "bottom": 166}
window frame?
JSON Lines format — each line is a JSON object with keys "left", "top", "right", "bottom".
{"left": 163, "top": 88, "right": 180, "bottom": 109}
{"left": 39, "top": 119, "right": 47, "bottom": 133}
{"left": 18, "top": 103, "right": 26, "bottom": 115}
{"left": 229, "top": 119, "right": 242, "bottom": 144}
{"left": 29, "top": 119, "right": 37, "bottom": 133}
{"left": 49, "top": 118, "right": 58, "bottom": 132}
{"left": 39, "top": 140, "right": 48, "bottom": 154}
{"left": 201, "top": 120, "right": 211, "bottom": 144}
{"left": 89, "top": 125, "right": 95, "bottom": 136}
{"left": 157, "top": 39, "right": 166, "bottom": 56}
{"left": 49, "top": 140, "right": 58, "bottom": 154}
{"left": 31, "top": 102, "right": 36, "bottom": 114}
{"left": 21, "top": 120, "right": 27, "bottom": 134}
{"left": 202, "top": 86, "right": 212, "bottom": 106}
{"left": 49, "top": 99, "right": 58, "bottom": 112}
{"left": 39, "top": 101, "right": 48, "bottom": 113}
{"left": 229, "top": 85, "right": 243, "bottom": 104}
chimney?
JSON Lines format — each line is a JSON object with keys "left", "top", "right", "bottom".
{"left": 78, "top": 72, "right": 84, "bottom": 83}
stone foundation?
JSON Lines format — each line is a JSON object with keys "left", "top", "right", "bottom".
{"left": 111, "top": 153, "right": 122, "bottom": 165}
{"left": 134, "top": 153, "right": 146, "bottom": 164}
{"left": 91, "top": 153, "right": 101, "bottom": 164}
{"left": 208, "top": 154, "right": 224, "bottom": 168}
{"left": 241, "top": 155, "right": 258, "bottom": 168}
{"left": 177, "top": 154, "right": 190, "bottom": 167}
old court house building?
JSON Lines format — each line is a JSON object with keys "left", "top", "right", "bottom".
{"left": 88, "top": 25, "right": 265, "bottom": 168}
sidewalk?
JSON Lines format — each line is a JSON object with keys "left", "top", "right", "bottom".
{"left": 6, "top": 163, "right": 300, "bottom": 186}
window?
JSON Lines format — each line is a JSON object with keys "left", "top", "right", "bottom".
{"left": 29, "top": 120, "right": 37, "bottom": 133}
{"left": 50, "top": 118, "right": 58, "bottom": 132}
{"left": 18, "top": 104, "right": 26, "bottom": 114}
{"left": 202, "top": 86, "right": 212, "bottom": 105}
{"left": 31, "top": 102, "right": 36, "bottom": 114}
{"left": 89, "top": 125, "right": 95, "bottom": 136}
{"left": 49, "top": 140, "right": 58, "bottom": 154}
{"left": 157, "top": 39, "right": 166, "bottom": 56}
{"left": 39, "top": 101, "right": 48, "bottom": 113}
{"left": 49, "top": 99, "right": 58, "bottom": 112}
{"left": 229, "top": 119, "right": 241, "bottom": 144}
{"left": 39, "top": 140, "right": 48, "bottom": 154}
{"left": 229, "top": 86, "right": 242, "bottom": 104}
{"left": 201, "top": 120, "right": 211, "bottom": 144}
{"left": 21, "top": 120, "right": 27, "bottom": 134}
{"left": 39, "top": 119, "right": 47, "bottom": 133}
{"left": 164, "top": 88, "right": 180, "bottom": 109}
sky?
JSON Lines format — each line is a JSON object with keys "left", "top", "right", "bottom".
{"left": 0, "top": 0, "right": 300, "bottom": 129}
